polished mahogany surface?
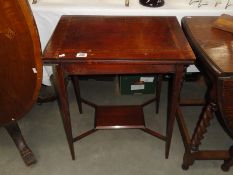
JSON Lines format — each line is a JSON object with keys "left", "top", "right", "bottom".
{"left": 182, "top": 16, "right": 233, "bottom": 75}
{"left": 182, "top": 16, "right": 233, "bottom": 137}
{"left": 180, "top": 16, "right": 233, "bottom": 171}
{"left": 0, "top": 0, "right": 42, "bottom": 126}
{"left": 43, "top": 16, "right": 195, "bottom": 63}
{"left": 95, "top": 106, "right": 145, "bottom": 129}
{"left": 43, "top": 15, "right": 195, "bottom": 160}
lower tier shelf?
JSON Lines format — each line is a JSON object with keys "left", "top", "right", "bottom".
{"left": 95, "top": 105, "right": 145, "bottom": 129}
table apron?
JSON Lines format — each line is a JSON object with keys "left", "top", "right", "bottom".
{"left": 60, "top": 63, "right": 182, "bottom": 75}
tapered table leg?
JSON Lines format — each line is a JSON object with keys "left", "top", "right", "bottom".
{"left": 5, "top": 122, "right": 36, "bottom": 166}
{"left": 54, "top": 65, "right": 75, "bottom": 160}
{"left": 71, "top": 76, "right": 83, "bottom": 114}
{"left": 165, "top": 65, "right": 185, "bottom": 158}
{"left": 156, "top": 74, "right": 162, "bottom": 114}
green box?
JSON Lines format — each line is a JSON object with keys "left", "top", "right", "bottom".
{"left": 120, "top": 75, "right": 156, "bottom": 95}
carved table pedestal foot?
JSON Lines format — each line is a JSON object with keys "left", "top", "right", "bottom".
{"left": 5, "top": 122, "right": 36, "bottom": 166}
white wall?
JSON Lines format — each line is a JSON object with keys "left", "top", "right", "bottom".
{"left": 29, "top": 0, "right": 233, "bottom": 84}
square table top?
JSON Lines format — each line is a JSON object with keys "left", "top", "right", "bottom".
{"left": 43, "top": 15, "right": 195, "bottom": 64}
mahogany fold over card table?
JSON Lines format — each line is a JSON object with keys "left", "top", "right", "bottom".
{"left": 42, "top": 16, "right": 195, "bottom": 160}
